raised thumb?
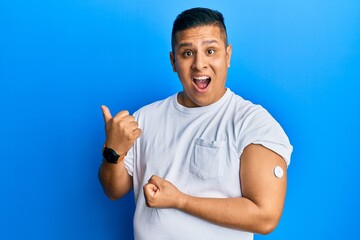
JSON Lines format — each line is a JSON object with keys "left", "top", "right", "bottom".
{"left": 101, "top": 105, "right": 112, "bottom": 123}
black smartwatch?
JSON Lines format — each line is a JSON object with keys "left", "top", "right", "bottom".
{"left": 102, "top": 147, "right": 120, "bottom": 164}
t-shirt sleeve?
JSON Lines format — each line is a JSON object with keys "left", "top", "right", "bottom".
{"left": 123, "top": 110, "right": 141, "bottom": 177}
{"left": 124, "top": 145, "right": 134, "bottom": 176}
{"left": 238, "top": 106, "right": 293, "bottom": 166}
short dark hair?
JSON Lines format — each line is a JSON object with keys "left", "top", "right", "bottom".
{"left": 171, "top": 7, "right": 228, "bottom": 53}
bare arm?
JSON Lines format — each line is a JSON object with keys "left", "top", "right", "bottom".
{"left": 98, "top": 105, "right": 141, "bottom": 200}
{"left": 98, "top": 157, "right": 133, "bottom": 200}
{"left": 143, "top": 144, "right": 287, "bottom": 234}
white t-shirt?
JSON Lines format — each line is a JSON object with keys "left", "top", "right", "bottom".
{"left": 124, "top": 89, "right": 292, "bottom": 240}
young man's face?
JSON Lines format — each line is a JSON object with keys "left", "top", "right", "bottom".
{"left": 170, "top": 25, "right": 232, "bottom": 107}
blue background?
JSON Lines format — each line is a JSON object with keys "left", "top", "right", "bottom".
{"left": 1, "top": 0, "right": 359, "bottom": 239}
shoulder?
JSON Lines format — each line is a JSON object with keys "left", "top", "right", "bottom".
{"left": 230, "top": 91, "right": 283, "bottom": 136}
{"left": 134, "top": 94, "right": 176, "bottom": 117}
{"left": 229, "top": 91, "right": 293, "bottom": 165}
{"left": 228, "top": 91, "right": 270, "bottom": 123}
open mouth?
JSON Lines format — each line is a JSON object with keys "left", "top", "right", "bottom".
{"left": 193, "top": 76, "right": 211, "bottom": 91}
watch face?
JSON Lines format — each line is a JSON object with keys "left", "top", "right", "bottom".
{"left": 103, "top": 148, "right": 118, "bottom": 164}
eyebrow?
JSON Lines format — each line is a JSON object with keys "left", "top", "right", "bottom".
{"left": 177, "top": 39, "right": 219, "bottom": 49}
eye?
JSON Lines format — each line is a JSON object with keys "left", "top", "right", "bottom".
{"left": 207, "top": 49, "right": 215, "bottom": 55}
{"left": 182, "top": 50, "right": 193, "bottom": 57}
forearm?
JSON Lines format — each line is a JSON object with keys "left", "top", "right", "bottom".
{"left": 177, "top": 195, "right": 281, "bottom": 234}
{"left": 144, "top": 177, "right": 282, "bottom": 234}
{"left": 98, "top": 158, "right": 133, "bottom": 200}
{"left": 99, "top": 105, "right": 141, "bottom": 200}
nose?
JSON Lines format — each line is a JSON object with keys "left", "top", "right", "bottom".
{"left": 192, "top": 52, "right": 207, "bottom": 71}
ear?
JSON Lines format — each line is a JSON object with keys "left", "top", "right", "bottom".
{"left": 226, "top": 44, "right": 232, "bottom": 68}
{"left": 169, "top": 51, "right": 177, "bottom": 72}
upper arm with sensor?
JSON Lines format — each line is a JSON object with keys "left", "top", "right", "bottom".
{"left": 240, "top": 144, "right": 287, "bottom": 226}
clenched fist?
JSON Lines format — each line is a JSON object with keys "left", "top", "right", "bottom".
{"left": 143, "top": 175, "right": 186, "bottom": 209}
{"left": 101, "top": 105, "right": 142, "bottom": 155}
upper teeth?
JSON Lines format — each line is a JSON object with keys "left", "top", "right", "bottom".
{"left": 194, "top": 76, "right": 209, "bottom": 80}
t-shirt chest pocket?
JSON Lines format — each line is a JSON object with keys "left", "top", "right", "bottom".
{"left": 190, "top": 138, "right": 226, "bottom": 180}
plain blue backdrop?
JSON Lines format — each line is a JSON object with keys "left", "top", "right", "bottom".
{"left": 1, "top": 0, "right": 359, "bottom": 239}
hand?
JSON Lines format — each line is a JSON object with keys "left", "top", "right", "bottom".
{"left": 143, "top": 175, "right": 185, "bottom": 209}
{"left": 101, "top": 105, "right": 142, "bottom": 155}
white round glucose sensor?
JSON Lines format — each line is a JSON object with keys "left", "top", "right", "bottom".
{"left": 273, "top": 166, "right": 284, "bottom": 178}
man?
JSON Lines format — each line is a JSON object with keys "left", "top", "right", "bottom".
{"left": 99, "top": 7, "right": 292, "bottom": 240}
